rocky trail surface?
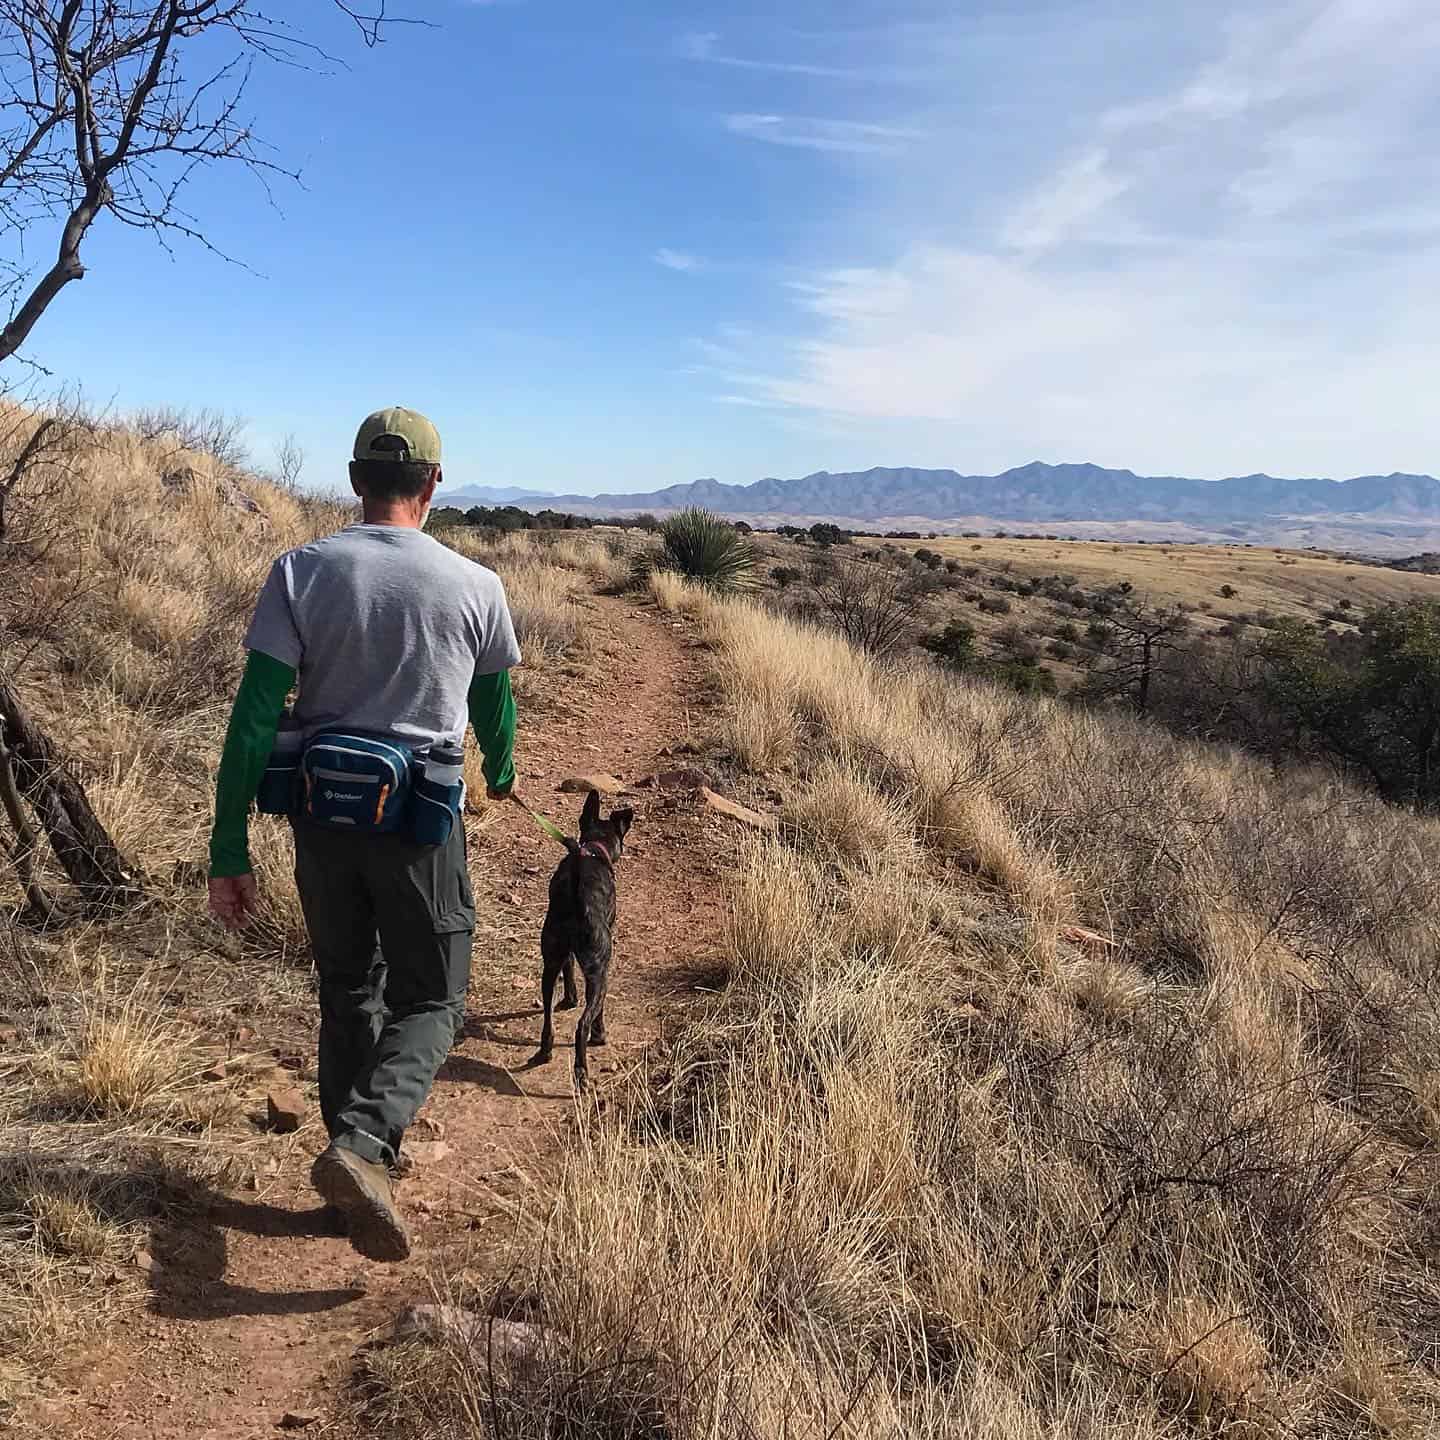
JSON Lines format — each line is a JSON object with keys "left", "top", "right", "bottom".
{"left": 33, "top": 595, "right": 734, "bottom": 1439}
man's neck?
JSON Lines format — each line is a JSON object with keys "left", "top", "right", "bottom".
{"left": 360, "top": 502, "right": 426, "bottom": 529}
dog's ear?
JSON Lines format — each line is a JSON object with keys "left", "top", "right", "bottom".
{"left": 611, "top": 806, "right": 635, "bottom": 839}
{"left": 580, "top": 789, "right": 601, "bottom": 830}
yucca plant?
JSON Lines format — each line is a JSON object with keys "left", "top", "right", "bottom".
{"left": 659, "top": 507, "right": 756, "bottom": 591}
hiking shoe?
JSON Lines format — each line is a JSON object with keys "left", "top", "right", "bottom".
{"left": 310, "top": 1144, "right": 411, "bottom": 1262}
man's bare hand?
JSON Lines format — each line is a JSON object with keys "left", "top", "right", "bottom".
{"left": 209, "top": 874, "right": 259, "bottom": 929}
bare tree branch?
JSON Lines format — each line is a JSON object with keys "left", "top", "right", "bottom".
{"left": 0, "top": 1, "right": 412, "bottom": 364}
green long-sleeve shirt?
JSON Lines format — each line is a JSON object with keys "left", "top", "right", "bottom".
{"left": 208, "top": 653, "right": 518, "bottom": 879}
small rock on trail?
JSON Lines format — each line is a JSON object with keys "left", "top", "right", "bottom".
{"left": 265, "top": 1088, "right": 307, "bottom": 1134}
{"left": 557, "top": 773, "right": 626, "bottom": 795}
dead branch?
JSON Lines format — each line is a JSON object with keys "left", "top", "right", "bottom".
{"left": 0, "top": 712, "right": 54, "bottom": 921}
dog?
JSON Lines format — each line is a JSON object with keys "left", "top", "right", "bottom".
{"left": 531, "top": 790, "right": 633, "bottom": 1088}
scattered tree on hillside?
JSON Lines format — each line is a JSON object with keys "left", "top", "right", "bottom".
{"left": 0, "top": 1, "right": 404, "bottom": 365}
{"left": 1080, "top": 598, "right": 1192, "bottom": 713}
{"left": 919, "top": 620, "right": 977, "bottom": 671}
{"left": 808, "top": 555, "right": 927, "bottom": 656}
{"left": 1259, "top": 601, "right": 1440, "bottom": 805}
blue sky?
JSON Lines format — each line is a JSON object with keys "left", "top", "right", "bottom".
{"left": 20, "top": 0, "right": 1440, "bottom": 494}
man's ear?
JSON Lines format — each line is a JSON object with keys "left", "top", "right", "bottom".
{"left": 580, "top": 789, "right": 601, "bottom": 830}
{"left": 612, "top": 807, "right": 635, "bottom": 838}
{"left": 420, "top": 467, "right": 441, "bottom": 508}
{"left": 348, "top": 460, "right": 365, "bottom": 499}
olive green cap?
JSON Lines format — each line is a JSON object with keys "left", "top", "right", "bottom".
{"left": 353, "top": 406, "right": 442, "bottom": 466}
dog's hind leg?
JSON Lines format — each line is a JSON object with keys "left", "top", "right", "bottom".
{"left": 573, "top": 940, "right": 612, "bottom": 1090}
{"left": 558, "top": 952, "right": 578, "bottom": 1011}
{"left": 589, "top": 967, "right": 611, "bottom": 1048}
{"left": 533, "top": 917, "right": 568, "bottom": 1067}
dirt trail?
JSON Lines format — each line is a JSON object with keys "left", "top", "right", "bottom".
{"left": 37, "top": 595, "right": 728, "bottom": 1439}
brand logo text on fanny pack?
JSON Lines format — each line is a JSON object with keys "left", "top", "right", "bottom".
{"left": 324, "top": 789, "right": 366, "bottom": 803}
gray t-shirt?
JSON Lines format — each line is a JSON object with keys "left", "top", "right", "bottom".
{"left": 244, "top": 524, "right": 521, "bottom": 749}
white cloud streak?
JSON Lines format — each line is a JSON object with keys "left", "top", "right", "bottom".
{"left": 655, "top": 248, "right": 704, "bottom": 273}
{"left": 678, "top": 31, "right": 869, "bottom": 79}
{"left": 722, "top": 1, "right": 1440, "bottom": 477}
{"left": 723, "top": 113, "right": 925, "bottom": 154}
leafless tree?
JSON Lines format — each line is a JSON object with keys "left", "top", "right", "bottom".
{"left": 275, "top": 430, "right": 303, "bottom": 489}
{"left": 132, "top": 404, "right": 250, "bottom": 469}
{"left": 807, "top": 555, "right": 929, "bottom": 657}
{"left": 0, "top": 2, "right": 408, "bottom": 365}
{"left": 1083, "top": 597, "right": 1192, "bottom": 713}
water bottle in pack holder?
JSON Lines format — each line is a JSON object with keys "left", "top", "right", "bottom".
{"left": 300, "top": 733, "right": 415, "bottom": 833}
{"left": 412, "top": 741, "right": 465, "bottom": 845}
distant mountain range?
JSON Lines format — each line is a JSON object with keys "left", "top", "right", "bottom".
{"left": 482, "top": 463, "right": 1440, "bottom": 557}
{"left": 443, "top": 484, "right": 556, "bottom": 505}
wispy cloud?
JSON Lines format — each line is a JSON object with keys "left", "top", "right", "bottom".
{"left": 723, "top": 114, "right": 924, "bottom": 155}
{"left": 655, "top": 248, "right": 704, "bottom": 273}
{"left": 1000, "top": 146, "right": 1131, "bottom": 254}
{"left": 678, "top": 31, "right": 868, "bottom": 80}
{"left": 714, "top": 1, "right": 1440, "bottom": 477}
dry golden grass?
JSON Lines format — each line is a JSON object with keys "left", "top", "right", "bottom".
{"left": 868, "top": 533, "right": 1440, "bottom": 616}
{"left": 443, "top": 528, "right": 621, "bottom": 665}
{"left": 383, "top": 573, "right": 1440, "bottom": 1439}
{"left": 7, "top": 405, "right": 1440, "bottom": 1434}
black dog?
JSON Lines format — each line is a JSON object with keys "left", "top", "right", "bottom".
{"left": 532, "top": 790, "right": 633, "bottom": 1089}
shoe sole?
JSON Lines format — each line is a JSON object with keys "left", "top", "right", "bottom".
{"left": 310, "top": 1149, "right": 411, "bottom": 1263}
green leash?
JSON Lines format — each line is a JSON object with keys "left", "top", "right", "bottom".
{"left": 508, "top": 791, "right": 571, "bottom": 848}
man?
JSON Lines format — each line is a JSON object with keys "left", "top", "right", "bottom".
{"left": 208, "top": 406, "right": 520, "bottom": 1263}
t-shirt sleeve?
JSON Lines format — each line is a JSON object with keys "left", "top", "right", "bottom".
{"left": 243, "top": 557, "right": 304, "bottom": 669}
{"left": 476, "top": 574, "right": 522, "bottom": 675}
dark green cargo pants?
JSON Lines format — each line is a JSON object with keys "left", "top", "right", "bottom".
{"left": 291, "top": 819, "right": 474, "bottom": 1168}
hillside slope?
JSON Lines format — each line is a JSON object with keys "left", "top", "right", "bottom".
{"left": 5, "top": 419, "right": 1440, "bottom": 1437}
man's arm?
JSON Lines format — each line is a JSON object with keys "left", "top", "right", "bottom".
{"left": 467, "top": 668, "right": 516, "bottom": 796}
{"left": 210, "top": 649, "right": 296, "bottom": 880}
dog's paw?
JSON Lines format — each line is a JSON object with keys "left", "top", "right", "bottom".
{"left": 590, "top": 1031, "right": 608, "bottom": 1048}
{"left": 527, "top": 1048, "right": 553, "bottom": 1069}
{"left": 557, "top": 995, "right": 578, "bottom": 1011}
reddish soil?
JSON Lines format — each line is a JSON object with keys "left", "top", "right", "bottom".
{"left": 32, "top": 595, "right": 730, "bottom": 1439}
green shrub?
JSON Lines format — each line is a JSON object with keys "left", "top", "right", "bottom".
{"left": 989, "top": 657, "right": 1058, "bottom": 696}
{"left": 919, "top": 620, "right": 977, "bottom": 671}
{"left": 659, "top": 508, "right": 756, "bottom": 591}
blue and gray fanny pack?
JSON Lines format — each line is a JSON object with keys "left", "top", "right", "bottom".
{"left": 298, "top": 732, "right": 415, "bottom": 833}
